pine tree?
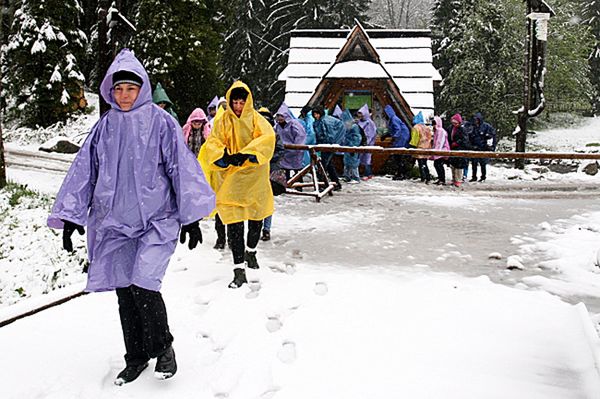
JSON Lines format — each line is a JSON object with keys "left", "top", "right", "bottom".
{"left": 129, "top": 0, "right": 224, "bottom": 120}
{"left": 221, "top": 0, "right": 371, "bottom": 110}
{"left": 2, "top": 0, "right": 87, "bottom": 128}
{"left": 432, "top": 0, "right": 524, "bottom": 134}
{"left": 543, "top": 0, "right": 593, "bottom": 116}
{"left": 582, "top": 0, "right": 600, "bottom": 114}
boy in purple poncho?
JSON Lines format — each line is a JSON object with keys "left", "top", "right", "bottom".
{"left": 47, "top": 49, "right": 216, "bottom": 386}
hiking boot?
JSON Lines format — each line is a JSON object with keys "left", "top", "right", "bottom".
{"left": 479, "top": 177, "right": 486, "bottom": 182}
{"left": 392, "top": 175, "right": 405, "bottom": 181}
{"left": 114, "top": 362, "right": 148, "bottom": 386}
{"left": 245, "top": 250, "right": 259, "bottom": 270}
{"left": 469, "top": 177, "right": 478, "bottom": 182}
{"left": 154, "top": 346, "right": 177, "bottom": 380}
{"left": 228, "top": 267, "right": 247, "bottom": 288}
{"left": 333, "top": 183, "right": 342, "bottom": 191}
{"left": 261, "top": 230, "right": 271, "bottom": 241}
{"left": 213, "top": 238, "right": 225, "bottom": 250}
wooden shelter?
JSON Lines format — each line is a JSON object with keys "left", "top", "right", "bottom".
{"left": 278, "top": 23, "right": 441, "bottom": 127}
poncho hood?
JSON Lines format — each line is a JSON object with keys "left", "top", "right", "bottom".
{"left": 100, "top": 49, "right": 152, "bottom": 112}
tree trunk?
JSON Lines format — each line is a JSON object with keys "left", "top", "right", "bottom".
{"left": 0, "top": 0, "right": 8, "bottom": 188}
{"left": 515, "top": 1, "right": 533, "bottom": 170}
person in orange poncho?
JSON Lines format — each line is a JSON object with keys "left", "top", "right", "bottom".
{"left": 203, "top": 81, "right": 276, "bottom": 288}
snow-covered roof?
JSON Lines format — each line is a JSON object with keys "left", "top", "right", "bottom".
{"left": 279, "top": 28, "right": 440, "bottom": 117}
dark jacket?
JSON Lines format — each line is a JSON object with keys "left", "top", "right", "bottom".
{"left": 469, "top": 113, "right": 497, "bottom": 151}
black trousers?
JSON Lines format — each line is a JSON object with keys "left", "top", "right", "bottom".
{"left": 215, "top": 213, "right": 225, "bottom": 242}
{"left": 417, "top": 159, "right": 431, "bottom": 181}
{"left": 471, "top": 158, "right": 488, "bottom": 179}
{"left": 393, "top": 154, "right": 412, "bottom": 178}
{"left": 433, "top": 159, "right": 447, "bottom": 183}
{"left": 227, "top": 220, "right": 263, "bottom": 265}
{"left": 116, "top": 285, "right": 173, "bottom": 366}
{"left": 320, "top": 153, "right": 341, "bottom": 187}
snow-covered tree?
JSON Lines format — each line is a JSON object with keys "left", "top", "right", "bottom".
{"left": 543, "top": 0, "right": 593, "bottom": 116}
{"left": 368, "top": 0, "right": 432, "bottom": 28}
{"left": 222, "top": 0, "right": 371, "bottom": 109}
{"left": 2, "top": 0, "right": 87, "bottom": 128}
{"left": 582, "top": 0, "right": 600, "bottom": 114}
{"left": 129, "top": 0, "right": 224, "bottom": 120}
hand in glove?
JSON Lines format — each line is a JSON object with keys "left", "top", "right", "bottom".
{"left": 180, "top": 220, "right": 203, "bottom": 250}
{"left": 228, "top": 153, "right": 250, "bottom": 166}
{"left": 62, "top": 220, "right": 85, "bottom": 252}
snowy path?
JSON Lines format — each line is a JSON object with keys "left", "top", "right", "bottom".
{"left": 1, "top": 245, "right": 599, "bottom": 399}
{"left": 3, "top": 165, "right": 600, "bottom": 397}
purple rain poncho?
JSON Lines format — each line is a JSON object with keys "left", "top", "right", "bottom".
{"left": 275, "top": 103, "right": 307, "bottom": 170}
{"left": 47, "top": 49, "right": 216, "bottom": 293}
{"left": 357, "top": 104, "right": 377, "bottom": 166}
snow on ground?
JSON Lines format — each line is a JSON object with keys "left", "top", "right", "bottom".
{"left": 1, "top": 244, "right": 599, "bottom": 399}
{"left": 2, "top": 116, "right": 600, "bottom": 397}
{"left": 527, "top": 117, "right": 600, "bottom": 152}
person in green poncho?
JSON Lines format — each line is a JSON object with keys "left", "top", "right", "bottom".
{"left": 152, "top": 82, "right": 179, "bottom": 123}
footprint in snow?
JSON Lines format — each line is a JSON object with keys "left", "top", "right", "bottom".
{"left": 314, "top": 282, "right": 328, "bottom": 296}
{"left": 260, "top": 387, "right": 281, "bottom": 399}
{"left": 277, "top": 341, "right": 297, "bottom": 364}
{"left": 266, "top": 316, "right": 283, "bottom": 333}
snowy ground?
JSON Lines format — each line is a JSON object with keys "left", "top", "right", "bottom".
{"left": 1, "top": 117, "right": 600, "bottom": 398}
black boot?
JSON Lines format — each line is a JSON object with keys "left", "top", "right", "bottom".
{"left": 245, "top": 250, "right": 259, "bottom": 270}
{"left": 261, "top": 230, "right": 270, "bottom": 241}
{"left": 213, "top": 238, "right": 225, "bottom": 250}
{"left": 154, "top": 346, "right": 177, "bottom": 380}
{"left": 228, "top": 267, "right": 247, "bottom": 288}
{"left": 114, "top": 362, "right": 148, "bottom": 386}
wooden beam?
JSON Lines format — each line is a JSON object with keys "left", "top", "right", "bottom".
{"left": 284, "top": 144, "right": 600, "bottom": 161}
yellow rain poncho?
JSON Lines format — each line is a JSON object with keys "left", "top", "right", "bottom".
{"left": 201, "top": 81, "right": 275, "bottom": 224}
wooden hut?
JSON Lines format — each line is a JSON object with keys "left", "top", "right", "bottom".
{"left": 278, "top": 23, "right": 441, "bottom": 173}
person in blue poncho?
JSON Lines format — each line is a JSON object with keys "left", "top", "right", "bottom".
{"left": 341, "top": 109, "right": 362, "bottom": 183}
{"left": 381, "top": 105, "right": 411, "bottom": 180}
{"left": 299, "top": 106, "right": 316, "bottom": 168}
{"left": 312, "top": 105, "right": 345, "bottom": 190}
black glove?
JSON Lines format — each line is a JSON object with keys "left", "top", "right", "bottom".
{"left": 229, "top": 153, "right": 250, "bottom": 166}
{"left": 62, "top": 220, "right": 85, "bottom": 252}
{"left": 179, "top": 220, "right": 203, "bottom": 250}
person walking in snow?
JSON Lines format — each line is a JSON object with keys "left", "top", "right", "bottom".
{"left": 47, "top": 49, "right": 215, "bottom": 386}
{"left": 448, "top": 113, "right": 470, "bottom": 187}
{"left": 182, "top": 108, "right": 210, "bottom": 157}
{"left": 312, "top": 105, "right": 345, "bottom": 191}
{"left": 275, "top": 103, "right": 307, "bottom": 180}
{"left": 341, "top": 109, "right": 362, "bottom": 184}
{"left": 299, "top": 106, "right": 316, "bottom": 168}
{"left": 468, "top": 112, "right": 496, "bottom": 182}
{"left": 203, "top": 81, "right": 275, "bottom": 288}
{"left": 431, "top": 116, "right": 450, "bottom": 185}
{"left": 207, "top": 96, "right": 219, "bottom": 121}
{"left": 258, "top": 106, "right": 285, "bottom": 242}
{"left": 357, "top": 104, "right": 377, "bottom": 180}
{"left": 152, "top": 82, "right": 179, "bottom": 123}
{"left": 381, "top": 105, "right": 411, "bottom": 180}
{"left": 409, "top": 111, "right": 432, "bottom": 184}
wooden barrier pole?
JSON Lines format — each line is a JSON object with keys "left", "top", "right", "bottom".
{"left": 284, "top": 144, "right": 600, "bottom": 161}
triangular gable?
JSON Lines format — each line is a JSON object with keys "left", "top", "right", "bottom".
{"left": 335, "top": 22, "right": 380, "bottom": 64}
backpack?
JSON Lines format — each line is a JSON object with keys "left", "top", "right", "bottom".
{"left": 357, "top": 124, "right": 368, "bottom": 146}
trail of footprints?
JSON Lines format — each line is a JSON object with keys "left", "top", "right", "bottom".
{"left": 192, "top": 264, "right": 329, "bottom": 398}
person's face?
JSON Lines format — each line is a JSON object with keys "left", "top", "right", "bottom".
{"left": 232, "top": 99, "right": 246, "bottom": 117}
{"left": 276, "top": 114, "right": 286, "bottom": 125}
{"left": 191, "top": 120, "right": 202, "bottom": 129}
{"left": 113, "top": 83, "right": 140, "bottom": 111}
{"left": 157, "top": 102, "right": 167, "bottom": 109}
{"left": 209, "top": 107, "right": 216, "bottom": 117}
{"left": 451, "top": 119, "right": 460, "bottom": 127}
{"left": 357, "top": 112, "right": 364, "bottom": 120}
{"left": 475, "top": 118, "right": 481, "bottom": 127}
{"left": 313, "top": 112, "right": 322, "bottom": 120}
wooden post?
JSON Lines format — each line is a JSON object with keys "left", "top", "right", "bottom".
{"left": 515, "top": 0, "right": 533, "bottom": 170}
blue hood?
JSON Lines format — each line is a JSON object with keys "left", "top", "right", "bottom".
{"left": 413, "top": 111, "right": 424, "bottom": 125}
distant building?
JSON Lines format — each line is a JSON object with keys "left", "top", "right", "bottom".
{"left": 278, "top": 23, "right": 441, "bottom": 127}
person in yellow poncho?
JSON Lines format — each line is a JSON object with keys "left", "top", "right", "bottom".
{"left": 203, "top": 81, "right": 276, "bottom": 288}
